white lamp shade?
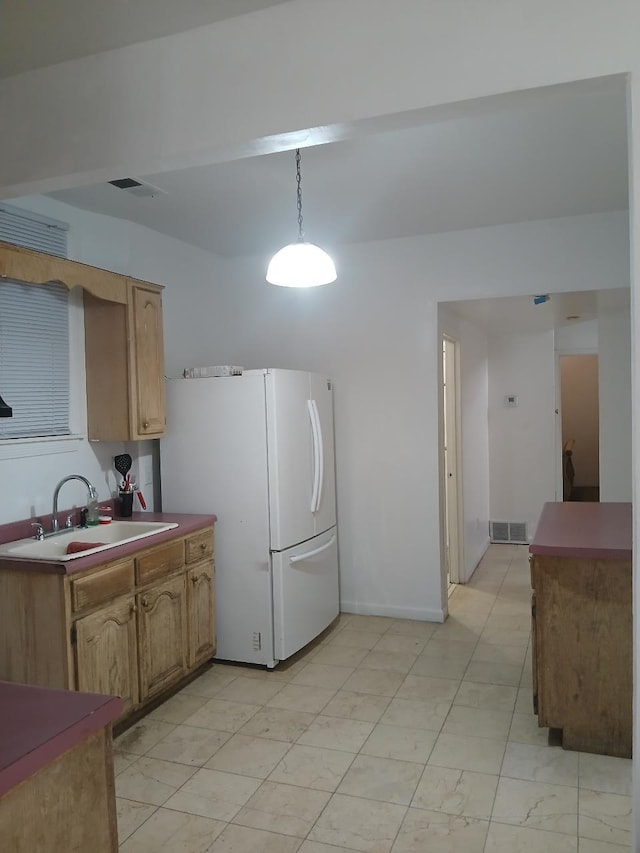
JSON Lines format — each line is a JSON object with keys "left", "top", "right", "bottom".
{"left": 266, "top": 241, "right": 337, "bottom": 288}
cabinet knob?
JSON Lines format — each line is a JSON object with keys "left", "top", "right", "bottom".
{"left": 143, "top": 421, "right": 149, "bottom": 429}
{"left": 200, "top": 542, "right": 207, "bottom": 551}
{"left": 141, "top": 595, "right": 150, "bottom": 609}
{"left": 129, "top": 603, "right": 137, "bottom": 614}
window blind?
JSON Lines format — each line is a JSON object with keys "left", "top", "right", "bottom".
{"left": 0, "top": 204, "right": 70, "bottom": 439}
{"left": 0, "top": 203, "right": 68, "bottom": 258}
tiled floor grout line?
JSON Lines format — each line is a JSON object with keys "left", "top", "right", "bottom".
{"left": 481, "top": 549, "right": 528, "bottom": 853}
{"left": 114, "top": 544, "right": 631, "bottom": 852}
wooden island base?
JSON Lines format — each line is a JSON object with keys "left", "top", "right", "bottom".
{"left": 1, "top": 729, "right": 117, "bottom": 852}
{"left": 0, "top": 681, "right": 122, "bottom": 853}
{"left": 529, "top": 502, "right": 632, "bottom": 759}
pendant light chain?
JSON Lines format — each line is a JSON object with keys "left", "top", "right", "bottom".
{"left": 265, "top": 146, "right": 336, "bottom": 287}
{"left": 296, "top": 149, "right": 305, "bottom": 240}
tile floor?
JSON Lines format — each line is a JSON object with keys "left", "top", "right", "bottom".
{"left": 114, "top": 544, "right": 632, "bottom": 852}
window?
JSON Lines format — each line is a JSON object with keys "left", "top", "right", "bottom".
{"left": 0, "top": 203, "right": 70, "bottom": 439}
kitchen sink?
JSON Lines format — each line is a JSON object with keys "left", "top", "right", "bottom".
{"left": 0, "top": 521, "right": 179, "bottom": 562}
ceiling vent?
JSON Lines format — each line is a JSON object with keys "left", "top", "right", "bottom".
{"left": 489, "top": 521, "right": 528, "bottom": 544}
{"left": 108, "top": 178, "right": 166, "bottom": 199}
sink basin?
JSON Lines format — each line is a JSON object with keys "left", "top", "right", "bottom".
{"left": 0, "top": 521, "right": 179, "bottom": 562}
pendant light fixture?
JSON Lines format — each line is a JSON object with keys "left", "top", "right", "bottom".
{"left": 266, "top": 148, "right": 336, "bottom": 288}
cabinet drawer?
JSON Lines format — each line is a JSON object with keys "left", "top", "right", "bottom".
{"left": 136, "top": 540, "right": 185, "bottom": 585}
{"left": 72, "top": 559, "right": 135, "bottom": 612}
{"left": 185, "top": 528, "right": 214, "bottom": 564}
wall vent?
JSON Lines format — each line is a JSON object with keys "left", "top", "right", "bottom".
{"left": 108, "top": 177, "right": 167, "bottom": 199}
{"left": 489, "top": 521, "right": 528, "bottom": 544}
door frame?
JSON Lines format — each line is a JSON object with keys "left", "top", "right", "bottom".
{"left": 441, "top": 334, "right": 464, "bottom": 585}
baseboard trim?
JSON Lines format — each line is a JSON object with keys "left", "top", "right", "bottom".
{"left": 340, "top": 601, "right": 445, "bottom": 624}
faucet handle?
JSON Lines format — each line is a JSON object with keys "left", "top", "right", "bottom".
{"left": 31, "top": 522, "right": 45, "bottom": 541}
{"left": 64, "top": 513, "right": 74, "bottom": 529}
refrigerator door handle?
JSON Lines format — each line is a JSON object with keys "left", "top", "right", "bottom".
{"left": 308, "top": 399, "right": 321, "bottom": 513}
{"left": 289, "top": 534, "right": 337, "bottom": 564}
{"left": 311, "top": 399, "right": 324, "bottom": 512}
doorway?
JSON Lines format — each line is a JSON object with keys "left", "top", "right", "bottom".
{"left": 442, "top": 335, "right": 462, "bottom": 585}
{"left": 558, "top": 353, "right": 600, "bottom": 501}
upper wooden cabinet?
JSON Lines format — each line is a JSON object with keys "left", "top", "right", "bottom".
{"left": 84, "top": 279, "right": 166, "bottom": 440}
{"left": 129, "top": 283, "right": 166, "bottom": 437}
{"left": 0, "top": 240, "right": 128, "bottom": 303}
{"left": 0, "top": 240, "right": 166, "bottom": 441}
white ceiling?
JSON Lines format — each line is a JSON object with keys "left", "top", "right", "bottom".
{"left": 45, "top": 77, "right": 629, "bottom": 260}
{"left": 0, "top": 0, "right": 289, "bottom": 78}
{"left": 3, "top": 3, "right": 630, "bottom": 332}
{"left": 443, "top": 288, "right": 631, "bottom": 337}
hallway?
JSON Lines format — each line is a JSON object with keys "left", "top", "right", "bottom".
{"left": 114, "top": 544, "right": 632, "bottom": 851}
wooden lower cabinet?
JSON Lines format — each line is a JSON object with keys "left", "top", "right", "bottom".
{"left": 75, "top": 596, "right": 139, "bottom": 717}
{"left": 138, "top": 574, "right": 188, "bottom": 702}
{"left": 0, "top": 727, "right": 118, "bottom": 853}
{"left": 530, "top": 553, "right": 632, "bottom": 758}
{"left": 188, "top": 562, "right": 216, "bottom": 668}
{"left": 0, "top": 523, "right": 215, "bottom": 726}
{"left": 530, "top": 590, "right": 537, "bottom": 715}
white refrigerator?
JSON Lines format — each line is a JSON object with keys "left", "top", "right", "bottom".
{"left": 160, "top": 368, "right": 339, "bottom": 667}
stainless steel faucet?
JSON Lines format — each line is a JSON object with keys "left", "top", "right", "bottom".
{"left": 52, "top": 474, "right": 98, "bottom": 533}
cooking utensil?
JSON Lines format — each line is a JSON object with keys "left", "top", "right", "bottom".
{"left": 114, "top": 453, "right": 132, "bottom": 484}
{"left": 136, "top": 489, "right": 147, "bottom": 510}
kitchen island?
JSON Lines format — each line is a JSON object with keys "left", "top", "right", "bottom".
{"left": 0, "top": 680, "right": 122, "bottom": 851}
{"left": 529, "top": 501, "right": 632, "bottom": 757}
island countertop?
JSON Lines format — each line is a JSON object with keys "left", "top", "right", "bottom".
{"left": 0, "top": 511, "right": 216, "bottom": 575}
{"left": 529, "top": 501, "right": 631, "bottom": 560}
{"left": 0, "top": 680, "right": 122, "bottom": 798}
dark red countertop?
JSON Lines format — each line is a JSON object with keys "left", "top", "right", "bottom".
{"left": 529, "top": 502, "right": 632, "bottom": 560}
{"left": 0, "top": 511, "right": 216, "bottom": 575}
{"left": 0, "top": 681, "right": 122, "bottom": 798}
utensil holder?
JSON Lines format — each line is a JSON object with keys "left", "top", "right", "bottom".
{"left": 117, "top": 491, "right": 134, "bottom": 518}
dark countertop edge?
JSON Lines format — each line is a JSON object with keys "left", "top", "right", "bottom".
{"left": 528, "top": 501, "right": 632, "bottom": 560}
{"left": 0, "top": 686, "right": 123, "bottom": 798}
{"left": 529, "top": 543, "right": 632, "bottom": 561}
{"left": 0, "top": 512, "right": 217, "bottom": 575}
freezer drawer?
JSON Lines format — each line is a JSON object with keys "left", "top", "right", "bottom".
{"left": 272, "top": 527, "right": 339, "bottom": 661}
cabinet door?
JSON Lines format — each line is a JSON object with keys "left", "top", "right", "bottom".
{"left": 138, "top": 574, "right": 188, "bottom": 701}
{"left": 74, "top": 597, "right": 139, "bottom": 717}
{"left": 129, "top": 282, "right": 166, "bottom": 438}
{"left": 188, "top": 561, "right": 216, "bottom": 668}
